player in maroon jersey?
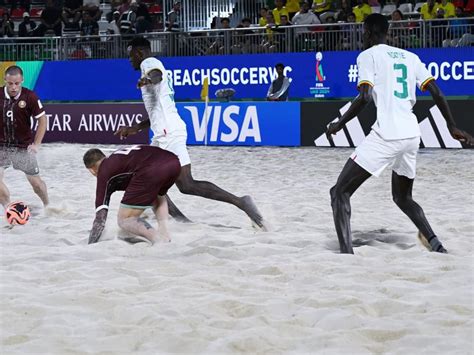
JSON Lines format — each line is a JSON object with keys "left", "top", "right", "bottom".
{"left": 83, "top": 145, "right": 181, "bottom": 244}
{"left": 0, "top": 65, "right": 49, "bottom": 209}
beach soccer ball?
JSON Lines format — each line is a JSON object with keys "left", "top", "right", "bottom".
{"left": 5, "top": 201, "right": 31, "bottom": 225}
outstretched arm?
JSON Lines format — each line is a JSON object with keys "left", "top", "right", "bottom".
{"left": 326, "top": 83, "right": 372, "bottom": 137}
{"left": 88, "top": 209, "right": 108, "bottom": 244}
{"left": 425, "top": 80, "right": 472, "bottom": 144}
{"left": 114, "top": 118, "right": 151, "bottom": 139}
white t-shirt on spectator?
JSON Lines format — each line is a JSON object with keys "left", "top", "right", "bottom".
{"left": 140, "top": 57, "right": 186, "bottom": 139}
{"left": 107, "top": 20, "right": 120, "bottom": 34}
{"left": 357, "top": 44, "right": 434, "bottom": 140}
{"left": 292, "top": 11, "right": 321, "bottom": 33}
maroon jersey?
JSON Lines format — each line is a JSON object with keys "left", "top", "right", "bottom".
{"left": 95, "top": 145, "right": 181, "bottom": 212}
{"left": 1, "top": 86, "right": 45, "bottom": 148}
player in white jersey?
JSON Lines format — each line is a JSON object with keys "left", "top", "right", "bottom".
{"left": 326, "top": 14, "right": 472, "bottom": 255}
{"left": 115, "top": 37, "right": 265, "bottom": 229}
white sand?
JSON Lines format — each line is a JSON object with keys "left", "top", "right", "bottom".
{"left": 1, "top": 144, "right": 473, "bottom": 354}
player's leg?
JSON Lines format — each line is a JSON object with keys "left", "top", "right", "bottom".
{"left": 391, "top": 137, "right": 447, "bottom": 253}
{"left": 162, "top": 133, "right": 265, "bottom": 228}
{"left": 153, "top": 195, "right": 171, "bottom": 242}
{"left": 26, "top": 175, "right": 49, "bottom": 207}
{"left": 0, "top": 168, "right": 11, "bottom": 208}
{"left": 391, "top": 172, "right": 447, "bottom": 253}
{"left": 117, "top": 206, "right": 159, "bottom": 244}
{"left": 165, "top": 194, "right": 192, "bottom": 223}
{"left": 176, "top": 164, "right": 265, "bottom": 228}
{"left": 12, "top": 148, "right": 49, "bottom": 207}
{"left": 330, "top": 159, "right": 371, "bottom": 254}
{"left": 0, "top": 149, "right": 12, "bottom": 208}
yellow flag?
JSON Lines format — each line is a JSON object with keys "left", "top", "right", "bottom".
{"left": 200, "top": 77, "right": 209, "bottom": 101}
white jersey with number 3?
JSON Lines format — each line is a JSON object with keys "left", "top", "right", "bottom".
{"left": 357, "top": 44, "right": 434, "bottom": 140}
{"left": 140, "top": 57, "right": 186, "bottom": 139}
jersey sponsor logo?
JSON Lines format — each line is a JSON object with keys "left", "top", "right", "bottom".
{"left": 18, "top": 100, "right": 26, "bottom": 109}
{"left": 313, "top": 102, "right": 465, "bottom": 149}
{"left": 184, "top": 104, "right": 261, "bottom": 144}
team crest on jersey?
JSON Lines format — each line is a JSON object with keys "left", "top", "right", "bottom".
{"left": 18, "top": 100, "right": 26, "bottom": 108}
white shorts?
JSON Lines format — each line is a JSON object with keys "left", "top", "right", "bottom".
{"left": 351, "top": 130, "right": 420, "bottom": 179}
{"left": 151, "top": 131, "right": 191, "bottom": 167}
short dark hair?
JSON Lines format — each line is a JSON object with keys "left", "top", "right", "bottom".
{"left": 83, "top": 149, "right": 106, "bottom": 168}
{"left": 241, "top": 17, "right": 251, "bottom": 23}
{"left": 5, "top": 65, "right": 23, "bottom": 77}
{"left": 364, "top": 13, "right": 389, "bottom": 35}
{"left": 220, "top": 17, "right": 230, "bottom": 23}
{"left": 275, "top": 63, "right": 285, "bottom": 70}
{"left": 392, "top": 9, "right": 404, "bottom": 19}
{"left": 128, "top": 36, "right": 151, "bottom": 50}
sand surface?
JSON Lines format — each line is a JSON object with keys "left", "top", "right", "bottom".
{"left": 1, "top": 144, "right": 473, "bottom": 354}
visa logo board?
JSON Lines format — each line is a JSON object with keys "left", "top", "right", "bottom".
{"left": 176, "top": 102, "right": 300, "bottom": 146}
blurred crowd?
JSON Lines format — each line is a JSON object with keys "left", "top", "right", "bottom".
{"left": 0, "top": 0, "right": 473, "bottom": 57}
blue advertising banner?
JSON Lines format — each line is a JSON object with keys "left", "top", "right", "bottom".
{"left": 176, "top": 102, "right": 300, "bottom": 146}
{"left": 33, "top": 48, "right": 473, "bottom": 101}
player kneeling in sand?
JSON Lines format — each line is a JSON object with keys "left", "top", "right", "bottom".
{"left": 83, "top": 145, "right": 181, "bottom": 244}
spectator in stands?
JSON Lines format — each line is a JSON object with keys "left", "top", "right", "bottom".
{"left": 166, "top": 1, "right": 181, "bottom": 32}
{"left": 340, "top": 12, "right": 361, "bottom": 49}
{"left": 207, "top": 17, "right": 231, "bottom": 54}
{"left": 232, "top": 17, "right": 255, "bottom": 54}
{"left": 444, "top": 6, "right": 469, "bottom": 45}
{"left": 389, "top": 10, "right": 408, "bottom": 47}
{"left": 0, "top": 12, "right": 15, "bottom": 37}
{"left": 258, "top": 7, "right": 268, "bottom": 26}
{"left": 353, "top": 0, "right": 372, "bottom": 22}
{"left": 431, "top": 8, "right": 448, "bottom": 45}
{"left": 10, "top": 0, "right": 31, "bottom": 12}
{"left": 80, "top": 9, "right": 98, "bottom": 40}
{"left": 135, "top": 0, "right": 151, "bottom": 33}
{"left": 120, "top": 1, "right": 137, "bottom": 34}
{"left": 62, "top": 0, "right": 82, "bottom": 32}
{"left": 313, "top": 0, "right": 332, "bottom": 18}
{"left": 118, "top": 0, "right": 130, "bottom": 14}
{"left": 83, "top": 0, "right": 102, "bottom": 22}
{"left": 420, "top": 0, "right": 437, "bottom": 19}
{"left": 261, "top": 11, "right": 278, "bottom": 52}
{"left": 107, "top": 10, "right": 121, "bottom": 34}
{"left": 293, "top": 0, "right": 321, "bottom": 35}
{"left": 285, "top": 0, "right": 300, "bottom": 20}
{"left": 267, "top": 63, "right": 290, "bottom": 101}
{"left": 18, "top": 11, "right": 37, "bottom": 37}
{"left": 272, "top": 13, "right": 292, "bottom": 51}
{"left": 336, "top": 0, "right": 354, "bottom": 22}
{"left": 437, "top": 0, "right": 456, "bottom": 17}
{"left": 272, "top": 0, "right": 289, "bottom": 25}
{"left": 33, "top": 0, "right": 62, "bottom": 36}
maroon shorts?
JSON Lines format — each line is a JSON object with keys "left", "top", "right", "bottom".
{"left": 121, "top": 157, "right": 181, "bottom": 209}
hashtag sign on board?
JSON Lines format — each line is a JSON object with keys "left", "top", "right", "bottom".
{"left": 348, "top": 65, "right": 358, "bottom": 83}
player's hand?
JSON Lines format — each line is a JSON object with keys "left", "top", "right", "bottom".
{"left": 137, "top": 77, "right": 151, "bottom": 88}
{"left": 449, "top": 126, "right": 473, "bottom": 145}
{"left": 27, "top": 144, "right": 39, "bottom": 154}
{"left": 326, "top": 121, "right": 343, "bottom": 138}
{"left": 114, "top": 126, "right": 139, "bottom": 139}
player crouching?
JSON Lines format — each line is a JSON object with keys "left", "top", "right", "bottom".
{"left": 83, "top": 145, "right": 181, "bottom": 245}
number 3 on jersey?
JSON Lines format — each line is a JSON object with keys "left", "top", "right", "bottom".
{"left": 393, "top": 64, "right": 408, "bottom": 99}
{"left": 393, "top": 63, "right": 408, "bottom": 99}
